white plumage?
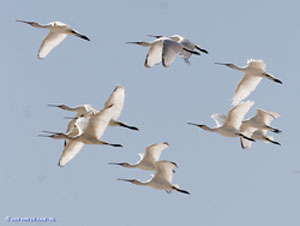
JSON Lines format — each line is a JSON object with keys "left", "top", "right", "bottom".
{"left": 16, "top": 20, "right": 90, "bottom": 59}
{"left": 188, "top": 101, "right": 255, "bottom": 142}
{"left": 40, "top": 104, "right": 123, "bottom": 167}
{"left": 215, "top": 59, "right": 282, "bottom": 106}
{"left": 240, "top": 109, "right": 281, "bottom": 149}
{"left": 117, "top": 160, "right": 190, "bottom": 195}
{"left": 126, "top": 36, "right": 200, "bottom": 68}
{"left": 109, "top": 142, "right": 169, "bottom": 170}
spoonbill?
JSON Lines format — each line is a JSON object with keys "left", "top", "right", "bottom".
{"left": 215, "top": 59, "right": 282, "bottom": 106}
{"left": 16, "top": 20, "right": 90, "bottom": 59}
{"left": 126, "top": 36, "right": 200, "bottom": 68}
{"left": 188, "top": 101, "right": 255, "bottom": 142}
{"left": 149, "top": 34, "right": 208, "bottom": 64}
{"left": 109, "top": 142, "right": 169, "bottom": 170}
{"left": 39, "top": 104, "right": 123, "bottom": 167}
{"left": 48, "top": 85, "right": 139, "bottom": 131}
{"left": 117, "top": 160, "right": 190, "bottom": 195}
{"left": 240, "top": 109, "right": 281, "bottom": 149}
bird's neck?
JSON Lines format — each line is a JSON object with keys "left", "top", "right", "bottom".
{"left": 201, "top": 125, "right": 217, "bottom": 132}
{"left": 33, "top": 23, "right": 50, "bottom": 29}
{"left": 134, "top": 180, "right": 149, "bottom": 186}
{"left": 232, "top": 65, "right": 246, "bottom": 72}
{"left": 123, "top": 163, "right": 138, "bottom": 168}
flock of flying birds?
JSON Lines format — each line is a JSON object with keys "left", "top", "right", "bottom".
{"left": 17, "top": 19, "right": 282, "bottom": 195}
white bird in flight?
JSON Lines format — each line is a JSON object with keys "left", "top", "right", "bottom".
{"left": 126, "top": 35, "right": 200, "bottom": 68}
{"left": 117, "top": 160, "right": 190, "bottom": 195}
{"left": 39, "top": 104, "right": 123, "bottom": 167}
{"left": 16, "top": 20, "right": 90, "bottom": 59}
{"left": 215, "top": 59, "right": 282, "bottom": 106}
{"left": 109, "top": 142, "right": 169, "bottom": 170}
{"left": 48, "top": 85, "right": 139, "bottom": 131}
{"left": 149, "top": 34, "right": 208, "bottom": 64}
{"left": 188, "top": 101, "right": 255, "bottom": 142}
{"left": 240, "top": 109, "right": 281, "bottom": 149}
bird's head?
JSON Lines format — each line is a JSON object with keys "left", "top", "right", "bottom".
{"left": 215, "top": 62, "right": 236, "bottom": 69}
{"left": 108, "top": 162, "right": 130, "bottom": 167}
{"left": 198, "top": 125, "right": 211, "bottom": 131}
{"left": 38, "top": 131, "right": 66, "bottom": 139}
{"left": 148, "top": 34, "right": 164, "bottom": 39}
{"left": 48, "top": 104, "right": 69, "bottom": 110}
{"left": 187, "top": 122, "right": 208, "bottom": 129}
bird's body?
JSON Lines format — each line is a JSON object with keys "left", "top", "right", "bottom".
{"left": 16, "top": 20, "right": 90, "bottom": 59}
{"left": 118, "top": 160, "right": 190, "bottom": 195}
{"left": 215, "top": 59, "right": 282, "bottom": 106}
{"left": 126, "top": 36, "right": 200, "bottom": 68}
{"left": 109, "top": 142, "right": 169, "bottom": 171}
{"left": 240, "top": 109, "right": 281, "bottom": 149}
{"left": 188, "top": 101, "right": 255, "bottom": 142}
{"left": 40, "top": 105, "right": 123, "bottom": 167}
{"left": 167, "top": 34, "right": 208, "bottom": 63}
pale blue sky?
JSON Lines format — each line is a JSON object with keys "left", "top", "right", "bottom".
{"left": 1, "top": 0, "right": 300, "bottom": 225}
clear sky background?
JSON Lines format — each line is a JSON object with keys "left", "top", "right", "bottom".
{"left": 1, "top": 0, "right": 299, "bottom": 225}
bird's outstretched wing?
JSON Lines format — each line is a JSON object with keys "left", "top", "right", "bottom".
{"left": 232, "top": 74, "right": 262, "bottom": 106}
{"left": 224, "top": 101, "right": 254, "bottom": 130}
{"left": 58, "top": 140, "right": 84, "bottom": 167}
{"left": 142, "top": 142, "right": 169, "bottom": 165}
{"left": 162, "top": 39, "right": 183, "bottom": 67}
{"left": 239, "top": 123, "right": 258, "bottom": 149}
{"left": 83, "top": 105, "right": 116, "bottom": 140}
{"left": 153, "top": 160, "right": 177, "bottom": 183}
{"left": 104, "top": 85, "right": 125, "bottom": 121}
{"left": 211, "top": 114, "right": 226, "bottom": 127}
{"left": 254, "top": 109, "right": 280, "bottom": 126}
{"left": 144, "top": 41, "right": 163, "bottom": 68}
{"left": 178, "top": 38, "right": 195, "bottom": 61}
{"left": 38, "top": 31, "right": 67, "bottom": 58}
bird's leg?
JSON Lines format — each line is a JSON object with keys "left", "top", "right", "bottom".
{"left": 262, "top": 73, "right": 282, "bottom": 84}
{"left": 113, "top": 120, "right": 139, "bottom": 131}
{"left": 266, "top": 126, "right": 282, "bottom": 134}
{"left": 266, "top": 138, "right": 281, "bottom": 146}
{"left": 172, "top": 187, "right": 190, "bottom": 195}
{"left": 98, "top": 140, "right": 123, "bottom": 148}
{"left": 238, "top": 133, "right": 256, "bottom": 142}
{"left": 165, "top": 190, "right": 172, "bottom": 194}
{"left": 69, "top": 30, "right": 90, "bottom": 41}
{"left": 182, "top": 47, "right": 200, "bottom": 56}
